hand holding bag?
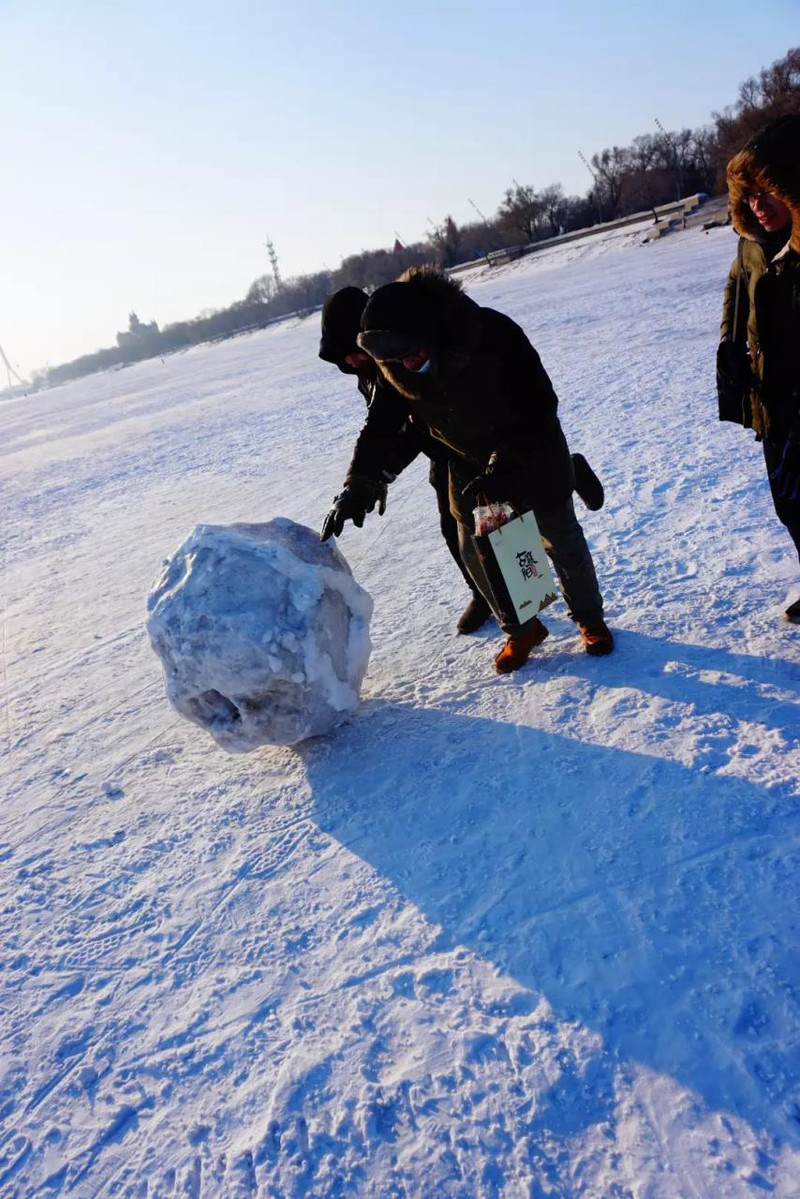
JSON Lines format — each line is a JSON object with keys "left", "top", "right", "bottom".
{"left": 473, "top": 502, "right": 557, "bottom": 625}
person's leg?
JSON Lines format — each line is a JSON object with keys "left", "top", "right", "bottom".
{"left": 456, "top": 524, "right": 514, "bottom": 630}
{"left": 571, "top": 453, "right": 604, "bottom": 511}
{"left": 763, "top": 437, "right": 800, "bottom": 621}
{"left": 763, "top": 438, "right": 800, "bottom": 562}
{"left": 535, "top": 497, "right": 604, "bottom": 626}
{"left": 457, "top": 523, "right": 549, "bottom": 671}
{"left": 430, "top": 459, "right": 491, "bottom": 633}
{"left": 429, "top": 460, "right": 488, "bottom": 597}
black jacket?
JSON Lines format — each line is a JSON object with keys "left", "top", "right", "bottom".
{"left": 355, "top": 270, "right": 574, "bottom": 523}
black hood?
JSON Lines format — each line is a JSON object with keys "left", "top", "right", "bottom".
{"left": 319, "top": 287, "right": 369, "bottom": 373}
{"left": 359, "top": 281, "right": 444, "bottom": 354}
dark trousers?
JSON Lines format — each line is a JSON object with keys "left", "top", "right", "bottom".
{"left": 763, "top": 437, "right": 800, "bottom": 563}
{"left": 457, "top": 498, "right": 604, "bottom": 635}
{"left": 428, "top": 457, "right": 480, "bottom": 599}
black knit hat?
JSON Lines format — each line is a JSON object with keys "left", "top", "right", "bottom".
{"left": 318, "top": 287, "right": 368, "bottom": 366}
{"left": 360, "top": 282, "right": 442, "bottom": 341}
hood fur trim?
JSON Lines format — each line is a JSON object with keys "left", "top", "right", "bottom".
{"left": 395, "top": 265, "right": 482, "bottom": 353}
{"left": 727, "top": 116, "right": 800, "bottom": 252}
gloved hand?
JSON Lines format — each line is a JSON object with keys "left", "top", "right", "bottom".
{"left": 319, "top": 475, "right": 388, "bottom": 541}
{"left": 716, "top": 339, "right": 753, "bottom": 426}
{"left": 769, "top": 432, "right": 800, "bottom": 501}
{"left": 462, "top": 452, "right": 516, "bottom": 503}
{"left": 716, "top": 339, "right": 751, "bottom": 394}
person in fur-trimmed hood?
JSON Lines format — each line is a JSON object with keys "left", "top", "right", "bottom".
{"left": 318, "top": 286, "right": 493, "bottom": 634}
{"left": 353, "top": 266, "right": 612, "bottom": 673}
{"left": 723, "top": 114, "right": 800, "bottom": 621}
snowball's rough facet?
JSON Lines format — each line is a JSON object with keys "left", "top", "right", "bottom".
{"left": 146, "top": 519, "right": 373, "bottom": 750}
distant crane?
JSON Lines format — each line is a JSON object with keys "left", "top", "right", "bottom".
{"left": 467, "top": 197, "right": 498, "bottom": 257}
{"left": 0, "top": 342, "right": 25, "bottom": 390}
{"left": 578, "top": 151, "right": 602, "bottom": 224}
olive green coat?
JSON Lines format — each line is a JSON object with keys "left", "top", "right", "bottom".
{"left": 720, "top": 233, "right": 788, "bottom": 436}
{"left": 725, "top": 118, "right": 800, "bottom": 438}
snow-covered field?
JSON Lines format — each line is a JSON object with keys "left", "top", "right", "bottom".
{"left": 4, "top": 224, "right": 800, "bottom": 1198}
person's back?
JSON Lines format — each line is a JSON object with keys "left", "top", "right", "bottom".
{"left": 357, "top": 267, "right": 613, "bottom": 670}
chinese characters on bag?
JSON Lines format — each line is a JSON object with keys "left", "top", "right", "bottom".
{"left": 516, "top": 549, "right": 539, "bottom": 580}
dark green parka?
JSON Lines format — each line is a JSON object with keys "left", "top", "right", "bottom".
{"left": 726, "top": 117, "right": 800, "bottom": 440}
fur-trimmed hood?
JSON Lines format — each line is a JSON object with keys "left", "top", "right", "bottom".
{"left": 395, "top": 265, "right": 482, "bottom": 350}
{"left": 354, "top": 265, "right": 575, "bottom": 522}
{"left": 361, "top": 266, "right": 482, "bottom": 353}
{"left": 727, "top": 114, "right": 800, "bottom": 251}
{"left": 358, "top": 265, "right": 483, "bottom": 400}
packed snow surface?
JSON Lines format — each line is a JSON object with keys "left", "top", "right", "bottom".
{"left": 146, "top": 519, "right": 372, "bottom": 750}
{"left": 4, "top": 223, "right": 800, "bottom": 1197}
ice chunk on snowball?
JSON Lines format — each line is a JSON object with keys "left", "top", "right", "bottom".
{"left": 146, "top": 519, "right": 373, "bottom": 750}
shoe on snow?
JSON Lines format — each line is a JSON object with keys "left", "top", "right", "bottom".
{"left": 457, "top": 595, "right": 492, "bottom": 634}
{"left": 785, "top": 598, "right": 800, "bottom": 623}
{"left": 572, "top": 453, "right": 605, "bottom": 511}
{"left": 494, "top": 618, "right": 549, "bottom": 674}
{"left": 579, "top": 620, "right": 614, "bottom": 656}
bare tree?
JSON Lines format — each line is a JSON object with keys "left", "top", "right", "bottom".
{"left": 538, "top": 184, "right": 568, "bottom": 237}
{"left": 498, "top": 183, "right": 545, "bottom": 242}
{"left": 757, "top": 46, "right": 800, "bottom": 110}
{"left": 590, "top": 147, "right": 629, "bottom": 218}
{"left": 428, "top": 215, "right": 462, "bottom": 267}
{"left": 245, "top": 274, "right": 278, "bottom": 305}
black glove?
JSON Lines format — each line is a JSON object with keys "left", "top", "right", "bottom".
{"left": 716, "top": 340, "right": 752, "bottom": 426}
{"left": 462, "top": 452, "right": 516, "bottom": 503}
{"left": 319, "top": 475, "right": 387, "bottom": 541}
{"left": 769, "top": 431, "right": 800, "bottom": 501}
{"left": 716, "top": 339, "right": 750, "bottom": 391}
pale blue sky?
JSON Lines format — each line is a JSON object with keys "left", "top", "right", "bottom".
{"left": 1, "top": 0, "right": 797, "bottom": 374}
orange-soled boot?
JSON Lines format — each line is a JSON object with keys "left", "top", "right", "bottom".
{"left": 494, "top": 617, "right": 549, "bottom": 674}
{"left": 579, "top": 620, "right": 614, "bottom": 656}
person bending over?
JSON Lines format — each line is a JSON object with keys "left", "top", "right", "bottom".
{"left": 318, "top": 286, "right": 491, "bottom": 633}
{"left": 350, "top": 267, "right": 612, "bottom": 674}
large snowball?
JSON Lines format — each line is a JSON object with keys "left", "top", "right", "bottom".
{"left": 146, "top": 519, "right": 373, "bottom": 750}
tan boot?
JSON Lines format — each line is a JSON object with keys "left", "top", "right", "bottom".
{"left": 579, "top": 620, "right": 614, "bottom": 656}
{"left": 494, "top": 618, "right": 549, "bottom": 674}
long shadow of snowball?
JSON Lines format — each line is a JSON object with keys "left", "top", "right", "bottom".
{"left": 302, "top": 699, "right": 800, "bottom": 1148}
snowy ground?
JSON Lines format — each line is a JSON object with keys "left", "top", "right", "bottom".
{"left": 4, "top": 224, "right": 800, "bottom": 1198}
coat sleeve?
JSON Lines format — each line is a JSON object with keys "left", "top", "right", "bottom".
{"left": 345, "top": 380, "right": 421, "bottom": 485}
{"left": 719, "top": 255, "right": 740, "bottom": 342}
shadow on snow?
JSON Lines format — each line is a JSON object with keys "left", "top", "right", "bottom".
{"left": 301, "top": 629, "right": 800, "bottom": 1149}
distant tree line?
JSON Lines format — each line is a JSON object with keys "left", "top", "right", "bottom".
{"left": 31, "top": 46, "right": 800, "bottom": 393}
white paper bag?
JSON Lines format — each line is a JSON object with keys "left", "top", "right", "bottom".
{"left": 487, "top": 510, "right": 557, "bottom": 623}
